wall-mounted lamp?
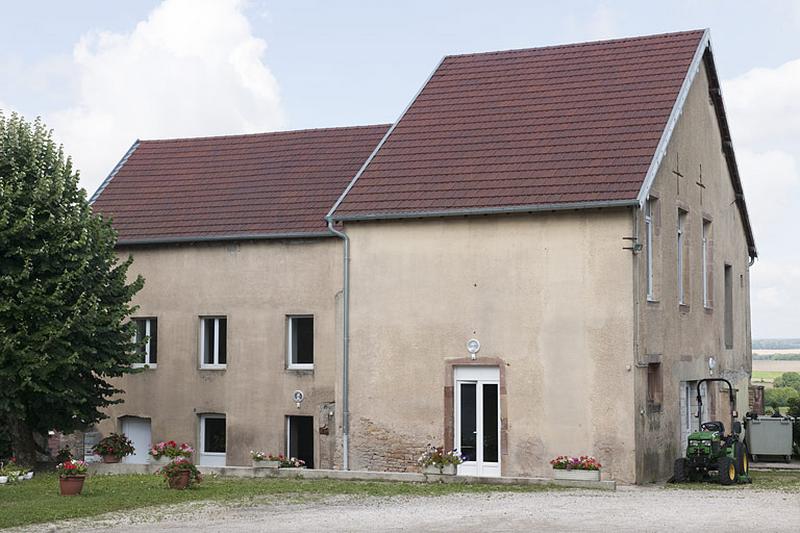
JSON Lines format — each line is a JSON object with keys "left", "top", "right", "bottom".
{"left": 293, "top": 389, "right": 304, "bottom": 409}
{"left": 467, "top": 338, "right": 481, "bottom": 360}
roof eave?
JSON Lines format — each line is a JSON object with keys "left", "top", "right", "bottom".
{"left": 326, "top": 56, "right": 447, "bottom": 221}
{"left": 89, "top": 140, "right": 140, "bottom": 204}
{"left": 332, "top": 199, "right": 639, "bottom": 222}
{"left": 115, "top": 231, "right": 334, "bottom": 247}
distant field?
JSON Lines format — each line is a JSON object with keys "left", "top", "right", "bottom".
{"left": 753, "top": 349, "right": 800, "bottom": 357}
{"left": 752, "top": 360, "right": 800, "bottom": 373}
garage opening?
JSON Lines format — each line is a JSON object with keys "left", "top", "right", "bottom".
{"left": 286, "top": 415, "right": 314, "bottom": 469}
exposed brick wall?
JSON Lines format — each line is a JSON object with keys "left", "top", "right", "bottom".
{"left": 351, "top": 417, "right": 434, "bottom": 472}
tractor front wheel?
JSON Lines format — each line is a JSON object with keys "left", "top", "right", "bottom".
{"left": 718, "top": 457, "right": 737, "bottom": 485}
{"left": 673, "top": 458, "right": 688, "bottom": 483}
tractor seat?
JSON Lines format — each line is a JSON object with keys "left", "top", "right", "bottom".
{"left": 701, "top": 421, "right": 725, "bottom": 434}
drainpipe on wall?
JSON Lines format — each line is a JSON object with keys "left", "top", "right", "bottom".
{"left": 326, "top": 216, "right": 351, "bottom": 470}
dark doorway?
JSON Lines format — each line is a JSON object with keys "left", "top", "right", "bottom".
{"left": 287, "top": 415, "right": 314, "bottom": 469}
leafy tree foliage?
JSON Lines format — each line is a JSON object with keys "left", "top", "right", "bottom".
{"left": 765, "top": 387, "right": 800, "bottom": 409}
{"left": 0, "top": 112, "right": 143, "bottom": 465}
{"left": 774, "top": 372, "right": 800, "bottom": 393}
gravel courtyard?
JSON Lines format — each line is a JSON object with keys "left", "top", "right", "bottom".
{"left": 15, "top": 485, "right": 800, "bottom": 532}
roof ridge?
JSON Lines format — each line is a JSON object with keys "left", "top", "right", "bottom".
{"left": 139, "top": 123, "right": 392, "bottom": 144}
{"left": 444, "top": 29, "right": 706, "bottom": 61}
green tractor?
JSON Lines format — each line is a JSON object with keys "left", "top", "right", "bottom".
{"left": 673, "top": 378, "right": 752, "bottom": 485}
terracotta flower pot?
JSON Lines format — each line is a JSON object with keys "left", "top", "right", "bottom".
{"left": 167, "top": 470, "right": 191, "bottom": 490}
{"left": 59, "top": 475, "right": 86, "bottom": 496}
{"left": 102, "top": 455, "right": 121, "bottom": 464}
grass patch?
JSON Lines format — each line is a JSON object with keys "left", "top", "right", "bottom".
{"left": 0, "top": 473, "right": 557, "bottom": 529}
{"left": 669, "top": 471, "right": 800, "bottom": 492}
{"left": 752, "top": 370, "right": 783, "bottom": 381}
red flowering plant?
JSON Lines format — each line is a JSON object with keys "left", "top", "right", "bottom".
{"left": 157, "top": 458, "right": 202, "bottom": 486}
{"left": 56, "top": 459, "right": 88, "bottom": 477}
{"left": 92, "top": 433, "right": 135, "bottom": 459}
{"left": 149, "top": 440, "right": 194, "bottom": 460}
{"left": 417, "top": 445, "right": 465, "bottom": 468}
{"left": 550, "top": 455, "right": 602, "bottom": 471}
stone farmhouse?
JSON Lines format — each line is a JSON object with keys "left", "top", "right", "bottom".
{"left": 91, "top": 29, "right": 756, "bottom": 483}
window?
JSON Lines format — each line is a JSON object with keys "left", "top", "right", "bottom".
{"left": 724, "top": 265, "right": 733, "bottom": 349}
{"left": 287, "top": 316, "right": 314, "bottom": 369}
{"left": 200, "top": 317, "right": 227, "bottom": 368}
{"left": 702, "top": 220, "right": 712, "bottom": 308}
{"left": 677, "top": 209, "right": 687, "bottom": 305}
{"left": 199, "top": 414, "right": 226, "bottom": 466}
{"left": 645, "top": 198, "right": 655, "bottom": 300}
{"left": 647, "top": 363, "right": 663, "bottom": 410}
{"left": 132, "top": 318, "right": 157, "bottom": 367}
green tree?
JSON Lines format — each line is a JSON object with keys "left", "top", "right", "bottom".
{"left": 774, "top": 372, "right": 800, "bottom": 393}
{"left": 764, "top": 387, "right": 800, "bottom": 409}
{"left": 0, "top": 112, "right": 143, "bottom": 466}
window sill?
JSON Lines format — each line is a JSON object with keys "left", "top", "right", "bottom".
{"left": 200, "top": 365, "right": 227, "bottom": 371}
{"left": 704, "top": 306, "right": 713, "bottom": 314}
{"left": 287, "top": 364, "right": 314, "bottom": 371}
{"left": 678, "top": 304, "right": 690, "bottom": 313}
{"left": 132, "top": 363, "right": 157, "bottom": 369}
{"left": 646, "top": 298, "right": 659, "bottom": 305}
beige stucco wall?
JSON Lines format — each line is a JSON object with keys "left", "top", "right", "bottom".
{"left": 634, "top": 61, "right": 753, "bottom": 482}
{"left": 344, "top": 211, "right": 638, "bottom": 482}
{"left": 98, "top": 238, "right": 342, "bottom": 468}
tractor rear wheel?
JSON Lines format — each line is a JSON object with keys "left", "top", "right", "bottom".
{"left": 718, "top": 457, "right": 737, "bottom": 485}
{"left": 673, "top": 458, "right": 688, "bottom": 483}
{"left": 735, "top": 442, "right": 749, "bottom": 478}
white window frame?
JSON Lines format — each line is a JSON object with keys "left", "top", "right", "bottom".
{"left": 199, "top": 316, "right": 226, "bottom": 369}
{"left": 287, "top": 315, "right": 314, "bottom": 370}
{"left": 645, "top": 198, "right": 655, "bottom": 301}
{"left": 132, "top": 318, "right": 156, "bottom": 368}
{"left": 198, "top": 414, "right": 226, "bottom": 466}
{"left": 677, "top": 210, "right": 686, "bottom": 305}
{"left": 702, "top": 220, "right": 710, "bottom": 308}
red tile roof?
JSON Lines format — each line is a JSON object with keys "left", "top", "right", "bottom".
{"left": 331, "top": 30, "right": 706, "bottom": 220}
{"left": 92, "top": 125, "right": 389, "bottom": 244}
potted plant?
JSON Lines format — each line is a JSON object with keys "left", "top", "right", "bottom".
{"left": 57, "top": 459, "right": 88, "bottom": 495}
{"left": 92, "top": 432, "right": 135, "bottom": 463}
{"left": 277, "top": 456, "right": 306, "bottom": 468}
{"left": 251, "top": 450, "right": 280, "bottom": 468}
{"left": 550, "top": 455, "right": 602, "bottom": 481}
{"left": 149, "top": 440, "right": 193, "bottom": 465}
{"left": 417, "top": 445, "right": 464, "bottom": 475}
{"left": 2, "top": 458, "right": 26, "bottom": 482}
{"left": 158, "top": 458, "right": 202, "bottom": 490}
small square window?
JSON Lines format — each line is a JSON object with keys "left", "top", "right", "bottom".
{"left": 288, "top": 316, "right": 314, "bottom": 369}
{"left": 132, "top": 318, "right": 157, "bottom": 367}
{"left": 200, "top": 317, "right": 227, "bottom": 368}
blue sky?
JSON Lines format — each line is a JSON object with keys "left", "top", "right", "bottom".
{"left": 1, "top": 1, "right": 799, "bottom": 338}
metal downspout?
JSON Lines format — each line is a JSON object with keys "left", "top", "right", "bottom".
{"left": 327, "top": 217, "right": 351, "bottom": 470}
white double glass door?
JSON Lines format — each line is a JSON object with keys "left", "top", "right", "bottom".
{"left": 454, "top": 366, "right": 500, "bottom": 477}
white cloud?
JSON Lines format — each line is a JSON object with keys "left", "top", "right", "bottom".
{"left": 724, "top": 59, "right": 800, "bottom": 338}
{"left": 585, "top": 4, "right": 619, "bottom": 41}
{"left": 48, "top": 0, "right": 284, "bottom": 196}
